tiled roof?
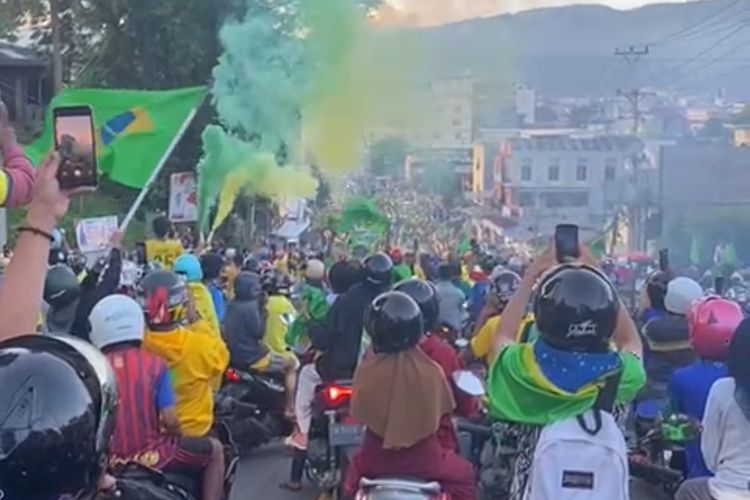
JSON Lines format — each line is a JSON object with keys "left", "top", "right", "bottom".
{"left": 510, "top": 136, "right": 641, "bottom": 152}
{"left": 0, "top": 42, "right": 45, "bottom": 67}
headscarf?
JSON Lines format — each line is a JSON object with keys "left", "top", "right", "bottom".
{"left": 729, "top": 318, "right": 750, "bottom": 420}
{"left": 351, "top": 347, "right": 455, "bottom": 449}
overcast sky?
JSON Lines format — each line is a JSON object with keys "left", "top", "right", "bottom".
{"left": 383, "top": 0, "right": 695, "bottom": 26}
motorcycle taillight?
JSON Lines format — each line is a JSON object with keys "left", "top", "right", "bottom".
{"left": 324, "top": 385, "right": 353, "bottom": 405}
{"left": 225, "top": 368, "right": 241, "bottom": 383}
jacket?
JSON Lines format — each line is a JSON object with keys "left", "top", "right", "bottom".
{"left": 222, "top": 277, "right": 267, "bottom": 368}
{"left": 309, "top": 281, "right": 384, "bottom": 381}
{"left": 71, "top": 248, "right": 122, "bottom": 340}
{"left": 0, "top": 142, "right": 34, "bottom": 207}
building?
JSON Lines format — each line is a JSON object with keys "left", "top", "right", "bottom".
{"left": 732, "top": 124, "right": 750, "bottom": 147}
{"left": 0, "top": 42, "right": 48, "bottom": 127}
{"left": 496, "top": 136, "right": 642, "bottom": 238}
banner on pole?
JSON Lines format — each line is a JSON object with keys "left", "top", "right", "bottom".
{"left": 76, "top": 215, "right": 118, "bottom": 253}
{"left": 169, "top": 172, "right": 198, "bottom": 223}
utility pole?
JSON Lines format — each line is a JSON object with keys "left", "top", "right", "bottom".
{"left": 614, "top": 46, "right": 651, "bottom": 251}
{"left": 50, "top": 0, "right": 64, "bottom": 92}
{"left": 614, "top": 46, "right": 650, "bottom": 136}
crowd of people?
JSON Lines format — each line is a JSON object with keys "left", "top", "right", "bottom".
{"left": 3, "top": 126, "right": 750, "bottom": 500}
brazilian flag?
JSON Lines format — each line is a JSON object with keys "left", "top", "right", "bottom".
{"left": 27, "top": 86, "right": 206, "bottom": 189}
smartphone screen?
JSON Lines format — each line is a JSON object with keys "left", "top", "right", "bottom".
{"left": 555, "top": 224, "right": 580, "bottom": 263}
{"left": 54, "top": 106, "right": 98, "bottom": 191}
{"left": 715, "top": 276, "right": 725, "bottom": 296}
{"left": 659, "top": 249, "right": 669, "bottom": 272}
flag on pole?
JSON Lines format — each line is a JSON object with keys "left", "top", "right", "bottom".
{"left": 689, "top": 236, "right": 701, "bottom": 267}
{"left": 27, "top": 86, "right": 206, "bottom": 189}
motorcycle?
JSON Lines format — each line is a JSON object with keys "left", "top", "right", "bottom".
{"left": 214, "top": 367, "right": 293, "bottom": 455}
{"left": 628, "top": 414, "right": 698, "bottom": 497}
{"left": 102, "top": 421, "right": 239, "bottom": 500}
{"left": 305, "top": 379, "right": 364, "bottom": 498}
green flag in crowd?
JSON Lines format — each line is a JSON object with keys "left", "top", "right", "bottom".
{"left": 337, "top": 196, "right": 390, "bottom": 235}
{"left": 27, "top": 86, "right": 206, "bottom": 188}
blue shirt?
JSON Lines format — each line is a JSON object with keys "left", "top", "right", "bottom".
{"left": 155, "top": 366, "right": 176, "bottom": 410}
{"left": 469, "top": 282, "right": 488, "bottom": 321}
{"left": 207, "top": 282, "right": 226, "bottom": 322}
{"left": 669, "top": 360, "right": 728, "bottom": 478}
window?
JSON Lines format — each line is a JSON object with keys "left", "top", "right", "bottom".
{"left": 433, "top": 131, "right": 442, "bottom": 140}
{"left": 605, "top": 158, "right": 617, "bottom": 181}
{"left": 452, "top": 119, "right": 461, "bottom": 126}
{"left": 521, "top": 158, "right": 533, "bottom": 181}
{"left": 576, "top": 159, "right": 588, "bottom": 182}
{"left": 548, "top": 160, "right": 560, "bottom": 182}
{"left": 455, "top": 132, "right": 462, "bottom": 140}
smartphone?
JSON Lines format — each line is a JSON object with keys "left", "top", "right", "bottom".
{"left": 658, "top": 248, "right": 669, "bottom": 272}
{"left": 555, "top": 224, "right": 580, "bottom": 263}
{"left": 714, "top": 276, "right": 725, "bottom": 296}
{"left": 53, "top": 105, "right": 98, "bottom": 191}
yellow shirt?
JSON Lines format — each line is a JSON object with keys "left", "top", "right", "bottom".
{"left": 145, "top": 239, "right": 185, "bottom": 270}
{"left": 188, "top": 282, "right": 221, "bottom": 338}
{"left": 144, "top": 320, "right": 229, "bottom": 437}
{"left": 471, "top": 313, "right": 536, "bottom": 362}
{"left": 264, "top": 295, "right": 296, "bottom": 356}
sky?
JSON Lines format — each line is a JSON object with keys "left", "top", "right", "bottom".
{"left": 381, "top": 0, "right": 694, "bottom": 26}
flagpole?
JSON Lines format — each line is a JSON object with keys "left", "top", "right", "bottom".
{"left": 119, "top": 101, "right": 203, "bottom": 233}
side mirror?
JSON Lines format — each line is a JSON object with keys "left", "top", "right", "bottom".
{"left": 452, "top": 370, "right": 485, "bottom": 397}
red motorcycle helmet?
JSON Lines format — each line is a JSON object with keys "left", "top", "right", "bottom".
{"left": 688, "top": 296, "right": 744, "bottom": 361}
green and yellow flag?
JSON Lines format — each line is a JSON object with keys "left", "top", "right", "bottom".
{"left": 27, "top": 86, "right": 206, "bottom": 188}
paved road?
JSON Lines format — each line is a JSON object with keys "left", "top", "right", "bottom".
{"left": 231, "top": 441, "right": 671, "bottom": 500}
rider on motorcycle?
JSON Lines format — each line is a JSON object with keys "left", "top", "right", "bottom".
{"left": 395, "top": 278, "right": 479, "bottom": 452}
{"left": 488, "top": 246, "right": 645, "bottom": 499}
{"left": 260, "top": 267, "right": 299, "bottom": 418}
{"left": 435, "top": 262, "right": 466, "bottom": 334}
{"left": 141, "top": 270, "right": 229, "bottom": 437}
{"left": 469, "top": 268, "right": 534, "bottom": 363}
{"left": 90, "top": 294, "right": 226, "bottom": 500}
{"left": 344, "top": 291, "right": 476, "bottom": 500}
{"left": 174, "top": 253, "right": 221, "bottom": 338}
{"left": 640, "top": 270, "right": 670, "bottom": 324}
{"left": 201, "top": 251, "right": 227, "bottom": 322}
{"left": 0, "top": 334, "right": 117, "bottom": 499}
{"left": 639, "top": 277, "right": 704, "bottom": 415}
{"left": 286, "top": 253, "right": 393, "bottom": 450}
{"left": 668, "top": 296, "right": 744, "bottom": 479}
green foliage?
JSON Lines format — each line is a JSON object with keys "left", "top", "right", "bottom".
{"left": 369, "top": 137, "right": 408, "bottom": 177}
{"left": 666, "top": 208, "right": 750, "bottom": 270}
{"left": 418, "top": 160, "right": 463, "bottom": 207}
{"left": 699, "top": 118, "right": 731, "bottom": 141}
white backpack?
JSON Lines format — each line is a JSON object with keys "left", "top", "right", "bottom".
{"left": 523, "top": 372, "right": 629, "bottom": 500}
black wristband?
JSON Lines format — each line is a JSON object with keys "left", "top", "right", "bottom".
{"left": 18, "top": 225, "right": 55, "bottom": 242}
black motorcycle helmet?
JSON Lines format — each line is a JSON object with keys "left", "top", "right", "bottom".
{"left": 646, "top": 270, "right": 670, "bottom": 312}
{"left": 365, "top": 291, "right": 424, "bottom": 354}
{"left": 534, "top": 264, "right": 619, "bottom": 353}
{"left": 394, "top": 278, "right": 439, "bottom": 332}
{"left": 0, "top": 334, "right": 117, "bottom": 499}
{"left": 44, "top": 264, "right": 82, "bottom": 309}
{"left": 138, "top": 270, "right": 190, "bottom": 331}
{"left": 489, "top": 269, "right": 522, "bottom": 306}
{"left": 235, "top": 271, "right": 262, "bottom": 301}
{"left": 363, "top": 252, "right": 393, "bottom": 288}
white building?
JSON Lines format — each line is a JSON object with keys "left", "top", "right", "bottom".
{"left": 515, "top": 85, "right": 536, "bottom": 125}
{"left": 498, "top": 136, "right": 643, "bottom": 238}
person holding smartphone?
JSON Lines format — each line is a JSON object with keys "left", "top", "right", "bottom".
{"left": 0, "top": 100, "right": 35, "bottom": 208}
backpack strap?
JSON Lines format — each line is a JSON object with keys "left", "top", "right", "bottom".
{"left": 577, "top": 369, "right": 623, "bottom": 435}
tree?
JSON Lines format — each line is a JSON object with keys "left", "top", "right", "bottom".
{"left": 699, "top": 118, "right": 731, "bottom": 141}
{"left": 369, "top": 137, "right": 408, "bottom": 177}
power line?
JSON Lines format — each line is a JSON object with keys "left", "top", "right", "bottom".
{"left": 648, "top": 0, "right": 743, "bottom": 47}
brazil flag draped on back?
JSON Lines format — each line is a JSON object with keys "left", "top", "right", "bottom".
{"left": 27, "top": 86, "right": 206, "bottom": 189}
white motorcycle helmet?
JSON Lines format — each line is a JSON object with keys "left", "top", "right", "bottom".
{"left": 664, "top": 277, "right": 704, "bottom": 316}
{"left": 89, "top": 295, "right": 145, "bottom": 349}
